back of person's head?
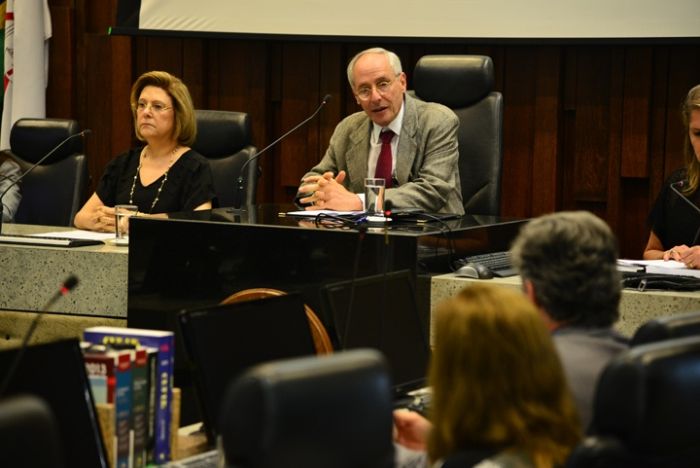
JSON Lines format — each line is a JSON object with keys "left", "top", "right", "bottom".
{"left": 510, "top": 210, "right": 621, "bottom": 328}
{"left": 428, "top": 283, "right": 581, "bottom": 467}
{"left": 682, "top": 84, "right": 700, "bottom": 193}
{"left": 129, "top": 70, "right": 197, "bottom": 146}
{"left": 346, "top": 47, "right": 403, "bottom": 89}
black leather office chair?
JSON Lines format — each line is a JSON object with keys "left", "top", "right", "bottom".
{"left": 0, "top": 394, "right": 63, "bottom": 467}
{"left": 631, "top": 310, "right": 700, "bottom": 346}
{"left": 412, "top": 55, "right": 503, "bottom": 216}
{"left": 566, "top": 336, "right": 700, "bottom": 467}
{"left": 9, "top": 118, "right": 88, "bottom": 226}
{"left": 220, "top": 349, "right": 395, "bottom": 468}
{"left": 192, "top": 110, "right": 258, "bottom": 208}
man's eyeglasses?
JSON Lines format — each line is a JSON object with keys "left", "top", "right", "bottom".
{"left": 355, "top": 75, "right": 399, "bottom": 101}
{"left": 135, "top": 101, "right": 173, "bottom": 114}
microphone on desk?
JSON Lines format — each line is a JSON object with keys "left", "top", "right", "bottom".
{"left": 0, "top": 129, "right": 92, "bottom": 234}
{"left": 0, "top": 274, "right": 79, "bottom": 398}
{"left": 669, "top": 180, "right": 700, "bottom": 245}
{"left": 234, "top": 94, "right": 332, "bottom": 210}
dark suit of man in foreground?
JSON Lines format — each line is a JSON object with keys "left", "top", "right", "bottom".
{"left": 298, "top": 47, "right": 464, "bottom": 215}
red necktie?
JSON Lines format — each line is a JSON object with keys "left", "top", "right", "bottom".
{"left": 375, "top": 130, "right": 394, "bottom": 188}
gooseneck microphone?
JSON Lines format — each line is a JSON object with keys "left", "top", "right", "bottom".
{"left": 0, "top": 129, "right": 92, "bottom": 234}
{"left": 232, "top": 94, "right": 332, "bottom": 210}
{"left": 670, "top": 180, "right": 700, "bottom": 245}
{"left": 0, "top": 275, "right": 79, "bottom": 398}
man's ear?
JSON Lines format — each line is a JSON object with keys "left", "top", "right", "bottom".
{"left": 523, "top": 278, "right": 537, "bottom": 304}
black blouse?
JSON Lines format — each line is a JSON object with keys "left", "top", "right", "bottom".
{"left": 648, "top": 168, "right": 700, "bottom": 248}
{"left": 96, "top": 147, "right": 216, "bottom": 214}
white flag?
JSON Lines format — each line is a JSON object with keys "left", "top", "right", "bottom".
{"left": 1, "top": 0, "right": 52, "bottom": 150}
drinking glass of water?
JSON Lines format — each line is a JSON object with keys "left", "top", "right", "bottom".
{"left": 364, "top": 178, "right": 386, "bottom": 215}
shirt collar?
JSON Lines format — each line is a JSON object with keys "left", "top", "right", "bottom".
{"left": 371, "top": 97, "right": 405, "bottom": 144}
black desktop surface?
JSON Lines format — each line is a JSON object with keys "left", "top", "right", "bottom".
{"left": 0, "top": 339, "right": 109, "bottom": 468}
{"left": 127, "top": 204, "right": 526, "bottom": 424}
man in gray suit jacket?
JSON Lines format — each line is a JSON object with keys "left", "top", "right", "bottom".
{"left": 298, "top": 47, "right": 464, "bottom": 215}
{"left": 510, "top": 211, "right": 628, "bottom": 431}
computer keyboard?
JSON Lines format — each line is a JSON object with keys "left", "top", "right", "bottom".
{"left": 0, "top": 234, "right": 104, "bottom": 248}
{"left": 459, "top": 251, "right": 518, "bottom": 277}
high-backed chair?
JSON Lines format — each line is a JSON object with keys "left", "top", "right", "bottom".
{"left": 0, "top": 394, "right": 63, "bottom": 467}
{"left": 566, "top": 336, "right": 700, "bottom": 467}
{"left": 412, "top": 55, "right": 503, "bottom": 216}
{"left": 221, "top": 288, "right": 333, "bottom": 354}
{"left": 9, "top": 118, "right": 88, "bottom": 226}
{"left": 220, "top": 349, "right": 395, "bottom": 468}
{"left": 631, "top": 310, "right": 700, "bottom": 346}
{"left": 192, "top": 110, "right": 258, "bottom": 208}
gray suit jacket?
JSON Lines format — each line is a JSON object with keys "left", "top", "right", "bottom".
{"left": 305, "top": 94, "right": 464, "bottom": 215}
{"left": 553, "top": 326, "right": 628, "bottom": 432}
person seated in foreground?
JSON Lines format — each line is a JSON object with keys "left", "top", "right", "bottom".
{"left": 297, "top": 47, "right": 464, "bottom": 215}
{"left": 509, "top": 210, "right": 628, "bottom": 431}
{"left": 394, "top": 284, "right": 581, "bottom": 468}
{"left": 74, "top": 70, "right": 215, "bottom": 232}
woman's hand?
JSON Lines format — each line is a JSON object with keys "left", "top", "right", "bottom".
{"left": 677, "top": 245, "right": 700, "bottom": 269}
{"left": 393, "top": 409, "right": 432, "bottom": 451}
{"left": 93, "top": 205, "right": 116, "bottom": 232}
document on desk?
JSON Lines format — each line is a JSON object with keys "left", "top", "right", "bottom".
{"left": 284, "top": 210, "right": 363, "bottom": 217}
{"left": 36, "top": 230, "right": 116, "bottom": 241}
{"left": 618, "top": 259, "right": 700, "bottom": 279}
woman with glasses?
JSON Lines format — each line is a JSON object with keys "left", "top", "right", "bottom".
{"left": 74, "top": 70, "right": 215, "bottom": 232}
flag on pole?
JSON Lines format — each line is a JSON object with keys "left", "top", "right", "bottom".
{"left": 0, "top": 0, "right": 52, "bottom": 150}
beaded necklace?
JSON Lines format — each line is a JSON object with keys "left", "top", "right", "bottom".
{"left": 129, "top": 145, "right": 179, "bottom": 213}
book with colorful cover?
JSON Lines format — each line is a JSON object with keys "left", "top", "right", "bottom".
{"left": 84, "top": 326, "right": 174, "bottom": 464}
{"left": 110, "top": 345, "right": 149, "bottom": 468}
{"left": 82, "top": 344, "right": 133, "bottom": 468}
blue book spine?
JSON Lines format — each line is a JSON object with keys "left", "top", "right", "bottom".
{"left": 84, "top": 327, "right": 174, "bottom": 464}
{"left": 114, "top": 352, "right": 132, "bottom": 468}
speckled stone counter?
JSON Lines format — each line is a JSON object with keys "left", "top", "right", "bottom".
{"left": 431, "top": 274, "right": 700, "bottom": 339}
{"left": 0, "top": 224, "right": 128, "bottom": 317}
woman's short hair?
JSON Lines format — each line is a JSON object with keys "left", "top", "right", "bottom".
{"left": 428, "top": 284, "right": 581, "bottom": 465}
{"left": 682, "top": 84, "right": 700, "bottom": 194}
{"left": 346, "top": 47, "right": 403, "bottom": 89}
{"left": 510, "top": 210, "right": 621, "bottom": 328}
{"left": 129, "top": 71, "right": 197, "bottom": 146}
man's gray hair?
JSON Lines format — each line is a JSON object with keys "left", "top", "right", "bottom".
{"left": 346, "top": 47, "right": 403, "bottom": 89}
{"left": 510, "top": 211, "right": 621, "bottom": 327}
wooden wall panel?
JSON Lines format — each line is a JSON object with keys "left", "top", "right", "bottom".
{"left": 531, "top": 47, "right": 563, "bottom": 216}
{"left": 569, "top": 48, "right": 613, "bottom": 203}
{"left": 620, "top": 48, "right": 652, "bottom": 178}
{"left": 46, "top": 0, "right": 700, "bottom": 258}
{"left": 501, "top": 47, "right": 537, "bottom": 218}
{"left": 46, "top": 5, "right": 74, "bottom": 118}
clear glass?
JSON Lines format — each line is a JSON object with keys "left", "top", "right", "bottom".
{"left": 114, "top": 204, "right": 138, "bottom": 239}
{"left": 364, "top": 178, "right": 386, "bottom": 215}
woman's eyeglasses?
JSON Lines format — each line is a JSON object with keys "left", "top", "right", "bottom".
{"left": 135, "top": 101, "right": 173, "bottom": 114}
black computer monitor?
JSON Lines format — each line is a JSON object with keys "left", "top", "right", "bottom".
{"left": 321, "top": 270, "right": 431, "bottom": 399}
{"left": 0, "top": 339, "right": 109, "bottom": 467}
{"left": 178, "top": 293, "right": 317, "bottom": 445}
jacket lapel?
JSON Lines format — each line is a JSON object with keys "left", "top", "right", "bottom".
{"left": 396, "top": 95, "right": 418, "bottom": 185}
{"left": 346, "top": 120, "right": 371, "bottom": 192}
